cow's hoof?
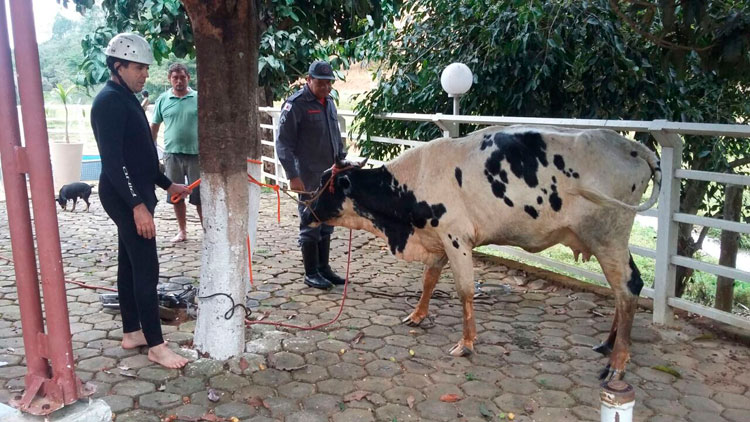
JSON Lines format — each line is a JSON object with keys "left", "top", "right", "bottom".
{"left": 448, "top": 343, "right": 473, "bottom": 357}
{"left": 592, "top": 342, "right": 612, "bottom": 356}
{"left": 598, "top": 364, "right": 625, "bottom": 381}
{"left": 402, "top": 314, "right": 424, "bottom": 326}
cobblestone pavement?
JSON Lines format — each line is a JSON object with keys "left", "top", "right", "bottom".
{"left": 1, "top": 192, "right": 750, "bottom": 422}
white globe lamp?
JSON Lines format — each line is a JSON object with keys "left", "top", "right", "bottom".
{"left": 440, "top": 62, "right": 473, "bottom": 98}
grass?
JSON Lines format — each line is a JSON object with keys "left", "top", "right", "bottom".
{"left": 475, "top": 221, "right": 750, "bottom": 311}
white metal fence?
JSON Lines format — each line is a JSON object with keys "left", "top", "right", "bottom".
{"left": 259, "top": 107, "right": 750, "bottom": 331}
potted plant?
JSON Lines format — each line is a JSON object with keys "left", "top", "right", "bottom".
{"left": 48, "top": 83, "right": 83, "bottom": 190}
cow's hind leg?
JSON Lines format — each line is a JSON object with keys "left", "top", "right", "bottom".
{"left": 444, "top": 247, "right": 476, "bottom": 357}
{"left": 403, "top": 258, "right": 447, "bottom": 326}
{"left": 598, "top": 253, "right": 642, "bottom": 381}
{"left": 593, "top": 309, "right": 618, "bottom": 356}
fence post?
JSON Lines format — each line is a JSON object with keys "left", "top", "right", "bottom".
{"left": 715, "top": 184, "right": 742, "bottom": 311}
{"left": 268, "top": 112, "right": 287, "bottom": 185}
{"left": 651, "top": 124, "right": 683, "bottom": 325}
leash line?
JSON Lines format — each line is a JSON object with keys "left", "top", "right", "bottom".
{"left": 244, "top": 228, "right": 353, "bottom": 330}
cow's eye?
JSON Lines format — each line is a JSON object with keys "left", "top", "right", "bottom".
{"left": 337, "top": 175, "right": 351, "bottom": 191}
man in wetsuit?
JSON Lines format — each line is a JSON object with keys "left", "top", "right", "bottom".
{"left": 276, "top": 60, "right": 348, "bottom": 290}
{"left": 91, "top": 33, "right": 191, "bottom": 369}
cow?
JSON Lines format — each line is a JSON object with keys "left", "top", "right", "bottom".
{"left": 301, "top": 125, "right": 661, "bottom": 380}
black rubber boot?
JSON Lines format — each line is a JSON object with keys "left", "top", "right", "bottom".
{"left": 301, "top": 241, "right": 332, "bottom": 289}
{"left": 318, "top": 235, "right": 346, "bottom": 285}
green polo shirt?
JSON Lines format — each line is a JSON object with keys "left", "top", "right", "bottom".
{"left": 152, "top": 88, "right": 198, "bottom": 154}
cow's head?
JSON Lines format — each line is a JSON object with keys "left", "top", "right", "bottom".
{"left": 301, "top": 158, "right": 368, "bottom": 227}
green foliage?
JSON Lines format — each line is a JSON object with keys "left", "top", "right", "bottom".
{"left": 353, "top": 0, "right": 750, "bottom": 160}
{"left": 51, "top": 83, "right": 76, "bottom": 143}
{"left": 70, "top": 0, "right": 400, "bottom": 103}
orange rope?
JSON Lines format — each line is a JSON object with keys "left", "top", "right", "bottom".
{"left": 171, "top": 178, "right": 202, "bottom": 203}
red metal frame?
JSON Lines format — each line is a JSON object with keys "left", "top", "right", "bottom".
{"left": 0, "top": 0, "right": 92, "bottom": 415}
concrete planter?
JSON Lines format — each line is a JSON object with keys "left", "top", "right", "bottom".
{"left": 49, "top": 142, "right": 83, "bottom": 191}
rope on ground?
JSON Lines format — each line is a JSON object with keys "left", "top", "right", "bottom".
{"left": 244, "top": 228, "right": 354, "bottom": 331}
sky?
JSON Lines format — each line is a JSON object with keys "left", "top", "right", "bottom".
{"left": 4, "top": 0, "right": 82, "bottom": 46}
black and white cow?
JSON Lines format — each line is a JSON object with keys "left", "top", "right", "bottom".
{"left": 302, "top": 125, "right": 661, "bottom": 380}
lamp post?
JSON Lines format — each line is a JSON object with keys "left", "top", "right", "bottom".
{"left": 440, "top": 62, "right": 473, "bottom": 138}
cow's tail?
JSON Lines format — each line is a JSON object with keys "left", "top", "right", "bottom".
{"left": 572, "top": 149, "right": 662, "bottom": 212}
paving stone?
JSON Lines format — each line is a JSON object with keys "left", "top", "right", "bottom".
{"left": 173, "top": 404, "right": 210, "bottom": 421}
{"left": 375, "top": 403, "right": 421, "bottom": 421}
{"left": 332, "top": 408, "right": 375, "bottom": 422}
{"left": 100, "top": 394, "right": 133, "bottom": 413}
{"left": 328, "top": 362, "right": 368, "bottom": 380}
{"left": 215, "top": 402, "right": 255, "bottom": 419}
{"left": 297, "top": 393, "right": 339, "bottom": 414}
{"left": 137, "top": 366, "right": 181, "bottom": 382}
{"left": 77, "top": 356, "right": 117, "bottom": 371}
{"left": 278, "top": 380, "right": 316, "bottom": 398}
{"left": 713, "top": 391, "right": 750, "bottom": 410}
{"left": 269, "top": 351, "right": 305, "bottom": 370}
{"left": 138, "top": 391, "right": 182, "bottom": 410}
{"left": 681, "top": 394, "right": 724, "bottom": 413}
{"left": 210, "top": 373, "right": 251, "bottom": 390}
{"left": 415, "top": 399, "right": 459, "bottom": 421}
{"left": 111, "top": 380, "right": 155, "bottom": 397}
{"left": 292, "top": 364, "right": 329, "bottom": 383}
{"left": 165, "top": 376, "right": 205, "bottom": 395}
{"left": 114, "top": 409, "right": 161, "bottom": 422}
{"left": 724, "top": 408, "right": 750, "bottom": 422}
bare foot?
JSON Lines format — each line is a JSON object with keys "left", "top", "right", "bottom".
{"left": 148, "top": 343, "right": 188, "bottom": 369}
{"left": 121, "top": 330, "right": 148, "bottom": 349}
{"left": 171, "top": 231, "right": 187, "bottom": 243}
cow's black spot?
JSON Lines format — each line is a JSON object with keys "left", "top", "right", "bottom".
{"left": 452, "top": 240, "right": 459, "bottom": 249}
{"left": 549, "top": 192, "right": 562, "bottom": 211}
{"left": 564, "top": 172, "right": 571, "bottom": 178}
{"left": 499, "top": 170, "right": 508, "bottom": 184}
{"left": 551, "top": 176, "right": 557, "bottom": 184}
{"left": 627, "top": 255, "right": 644, "bottom": 296}
{"left": 504, "top": 197, "right": 514, "bottom": 207}
{"left": 631, "top": 184, "right": 636, "bottom": 192}
{"left": 491, "top": 181, "right": 506, "bottom": 198}
{"left": 553, "top": 155, "right": 565, "bottom": 171}
{"left": 524, "top": 205, "right": 539, "bottom": 219}
{"left": 551, "top": 184, "right": 557, "bottom": 192}
{"left": 448, "top": 234, "right": 453, "bottom": 239}
{"left": 480, "top": 134, "right": 493, "bottom": 150}
{"left": 537, "top": 196, "right": 543, "bottom": 204}
{"left": 484, "top": 131, "right": 548, "bottom": 189}
{"left": 573, "top": 172, "right": 579, "bottom": 178}
{"left": 630, "top": 151, "right": 638, "bottom": 157}
{"left": 541, "top": 188, "right": 547, "bottom": 194}
{"left": 455, "top": 167, "right": 463, "bottom": 187}
{"left": 316, "top": 167, "right": 448, "bottom": 254}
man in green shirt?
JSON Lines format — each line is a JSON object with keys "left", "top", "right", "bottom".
{"left": 150, "top": 63, "right": 201, "bottom": 243}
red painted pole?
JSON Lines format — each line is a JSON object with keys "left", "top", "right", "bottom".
{"left": 0, "top": 0, "right": 90, "bottom": 414}
{"left": 0, "top": 0, "right": 48, "bottom": 396}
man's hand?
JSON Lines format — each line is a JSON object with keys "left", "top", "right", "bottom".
{"left": 167, "top": 183, "right": 191, "bottom": 202}
{"left": 289, "top": 177, "right": 305, "bottom": 193}
{"left": 133, "top": 204, "right": 156, "bottom": 239}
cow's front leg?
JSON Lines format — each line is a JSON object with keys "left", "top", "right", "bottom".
{"left": 445, "top": 248, "right": 476, "bottom": 357}
{"left": 403, "top": 259, "right": 446, "bottom": 326}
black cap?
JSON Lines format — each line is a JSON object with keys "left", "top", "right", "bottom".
{"left": 308, "top": 60, "right": 335, "bottom": 80}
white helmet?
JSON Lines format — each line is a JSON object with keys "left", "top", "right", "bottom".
{"left": 105, "top": 33, "right": 153, "bottom": 65}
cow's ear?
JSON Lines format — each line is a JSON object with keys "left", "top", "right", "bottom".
{"left": 356, "top": 158, "right": 369, "bottom": 168}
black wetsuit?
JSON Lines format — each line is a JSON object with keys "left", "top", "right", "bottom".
{"left": 91, "top": 80, "right": 172, "bottom": 347}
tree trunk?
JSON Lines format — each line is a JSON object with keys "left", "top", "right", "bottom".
{"left": 674, "top": 171, "right": 710, "bottom": 297}
{"left": 182, "top": 0, "right": 259, "bottom": 360}
{"left": 715, "top": 184, "right": 742, "bottom": 311}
